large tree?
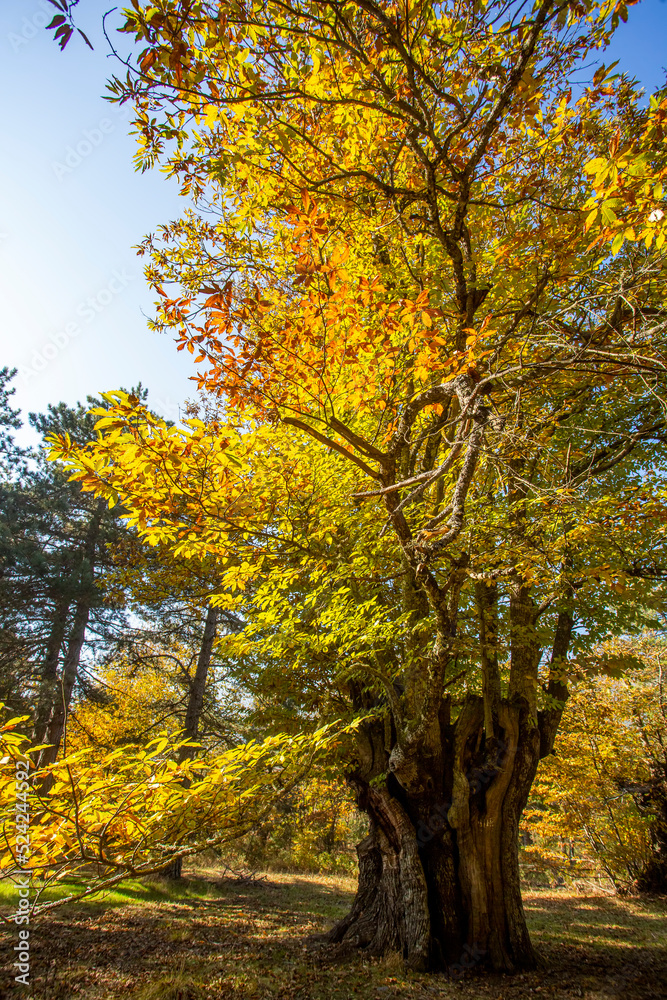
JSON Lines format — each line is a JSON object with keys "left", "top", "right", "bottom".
{"left": 55, "top": 0, "right": 667, "bottom": 973}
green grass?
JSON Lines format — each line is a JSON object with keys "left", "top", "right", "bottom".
{"left": 0, "top": 873, "right": 225, "bottom": 910}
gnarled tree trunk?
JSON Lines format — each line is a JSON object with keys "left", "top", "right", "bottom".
{"left": 330, "top": 694, "right": 553, "bottom": 972}
{"left": 329, "top": 564, "right": 572, "bottom": 974}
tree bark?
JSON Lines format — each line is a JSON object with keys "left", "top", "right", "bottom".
{"left": 164, "top": 604, "right": 218, "bottom": 880}
{"left": 475, "top": 580, "right": 501, "bottom": 740}
{"left": 35, "top": 500, "right": 104, "bottom": 775}
{"left": 39, "top": 597, "right": 91, "bottom": 779}
{"left": 539, "top": 608, "right": 573, "bottom": 758}
{"left": 179, "top": 604, "right": 219, "bottom": 761}
{"left": 329, "top": 696, "right": 544, "bottom": 973}
{"left": 633, "top": 762, "right": 667, "bottom": 895}
{"left": 33, "top": 595, "right": 70, "bottom": 749}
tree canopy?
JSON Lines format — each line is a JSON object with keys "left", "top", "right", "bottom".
{"left": 8, "top": 0, "right": 667, "bottom": 975}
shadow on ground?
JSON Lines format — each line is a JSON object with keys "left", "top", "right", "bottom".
{"left": 0, "top": 874, "right": 665, "bottom": 999}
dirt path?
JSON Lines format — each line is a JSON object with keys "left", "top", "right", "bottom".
{"left": 1, "top": 872, "right": 665, "bottom": 999}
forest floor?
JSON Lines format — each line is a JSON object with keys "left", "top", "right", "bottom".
{"left": 1, "top": 866, "right": 666, "bottom": 1000}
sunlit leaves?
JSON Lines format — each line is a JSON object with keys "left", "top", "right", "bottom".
{"left": 526, "top": 635, "right": 667, "bottom": 889}
{"left": 0, "top": 702, "right": 349, "bottom": 906}
{"left": 49, "top": 2, "right": 667, "bottom": 797}
{"left": 584, "top": 93, "right": 667, "bottom": 253}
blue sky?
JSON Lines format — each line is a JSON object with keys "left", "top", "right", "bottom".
{"left": 1, "top": 0, "right": 666, "bottom": 444}
{"left": 1, "top": 0, "right": 192, "bottom": 441}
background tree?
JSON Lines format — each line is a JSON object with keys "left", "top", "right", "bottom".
{"left": 0, "top": 367, "right": 24, "bottom": 481}
{"left": 105, "top": 536, "right": 246, "bottom": 751}
{"left": 65, "top": 641, "right": 361, "bottom": 878}
{"left": 0, "top": 396, "right": 130, "bottom": 760}
{"left": 1, "top": 700, "right": 340, "bottom": 905}
{"left": 526, "top": 633, "right": 667, "bottom": 894}
{"left": 0, "top": 368, "right": 30, "bottom": 713}
{"left": 104, "top": 537, "right": 249, "bottom": 875}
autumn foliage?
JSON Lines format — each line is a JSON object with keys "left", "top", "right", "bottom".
{"left": 2, "top": 0, "right": 667, "bottom": 975}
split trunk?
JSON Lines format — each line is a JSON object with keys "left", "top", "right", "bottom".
{"left": 330, "top": 695, "right": 549, "bottom": 972}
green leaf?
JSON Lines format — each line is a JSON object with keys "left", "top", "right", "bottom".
{"left": 611, "top": 232, "right": 624, "bottom": 255}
